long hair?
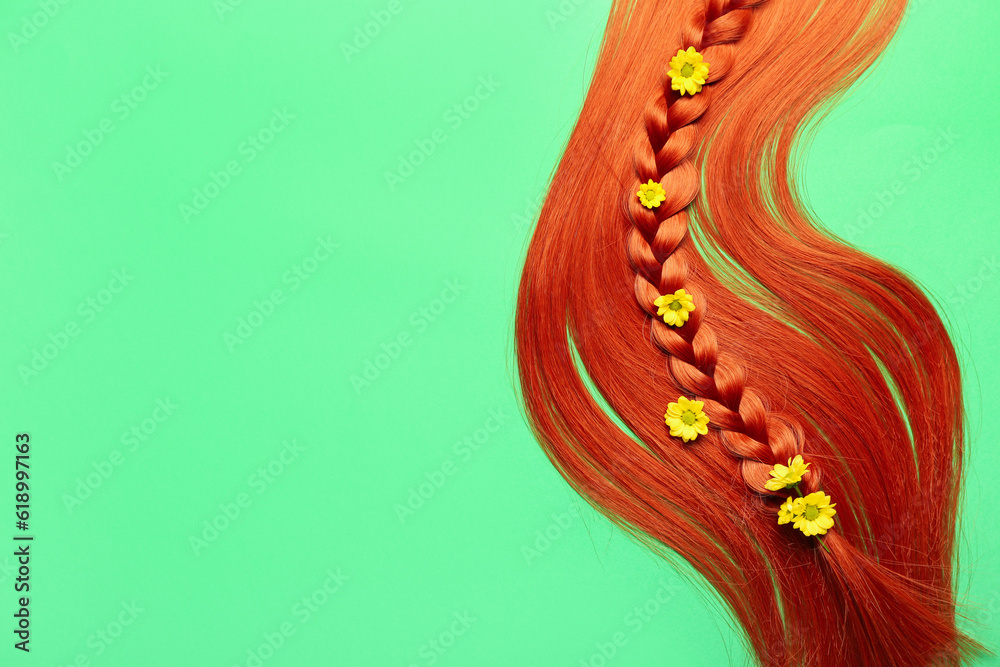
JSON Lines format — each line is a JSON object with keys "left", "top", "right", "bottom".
{"left": 514, "top": 0, "right": 982, "bottom": 664}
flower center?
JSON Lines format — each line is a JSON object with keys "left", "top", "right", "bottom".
{"left": 669, "top": 300, "right": 684, "bottom": 311}
{"left": 682, "top": 410, "right": 697, "bottom": 425}
{"left": 804, "top": 505, "right": 820, "bottom": 521}
{"left": 681, "top": 63, "right": 695, "bottom": 77}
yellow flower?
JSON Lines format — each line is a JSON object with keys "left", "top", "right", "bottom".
{"left": 653, "top": 289, "right": 695, "bottom": 327}
{"left": 637, "top": 179, "right": 666, "bottom": 209}
{"left": 777, "top": 496, "right": 798, "bottom": 525}
{"left": 791, "top": 492, "right": 837, "bottom": 537}
{"left": 668, "top": 46, "right": 710, "bottom": 96}
{"left": 664, "top": 396, "right": 709, "bottom": 442}
{"left": 764, "top": 455, "right": 811, "bottom": 491}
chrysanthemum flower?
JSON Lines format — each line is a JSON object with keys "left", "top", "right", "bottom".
{"left": 668, "top": 47, "right": 710, "bottom": 96}
{"left": 764, "top": 455, "right": 811, "bottom": 491}
{"left": 664, "top": 396, "right": 709, "bottom": 442}
{"left": 637, "top": 179, "right": 666, "bottom": 209}
{"left": 791, "top": 492, "right": 837, "bottom": 536}
{"left": 653, "top": 289, "right": 696, "bottom": 327}
{"left": 777, "top": 496, "right": 798, "bottom": 525}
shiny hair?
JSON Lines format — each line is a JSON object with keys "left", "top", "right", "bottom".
{"left": 514, "top": 0, "right": 982, "bottom": 664}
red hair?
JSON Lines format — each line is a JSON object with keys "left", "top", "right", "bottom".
{"left": 515, "top": 0, "right": 983, "bottom": 664}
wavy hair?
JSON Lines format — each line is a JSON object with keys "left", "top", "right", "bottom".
{"left": 514, "top": 0, "right": 982, "bottom": 664}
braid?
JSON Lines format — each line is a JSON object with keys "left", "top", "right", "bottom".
{"left": 517, "top": 0, "right": 981, "bottom": 661}
{"left": 624, "top": 0, "right": 822, "bottom": 499}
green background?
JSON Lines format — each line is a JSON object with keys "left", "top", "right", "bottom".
{"left": 0, "top": 0, "right": 997, "bottom": 664}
